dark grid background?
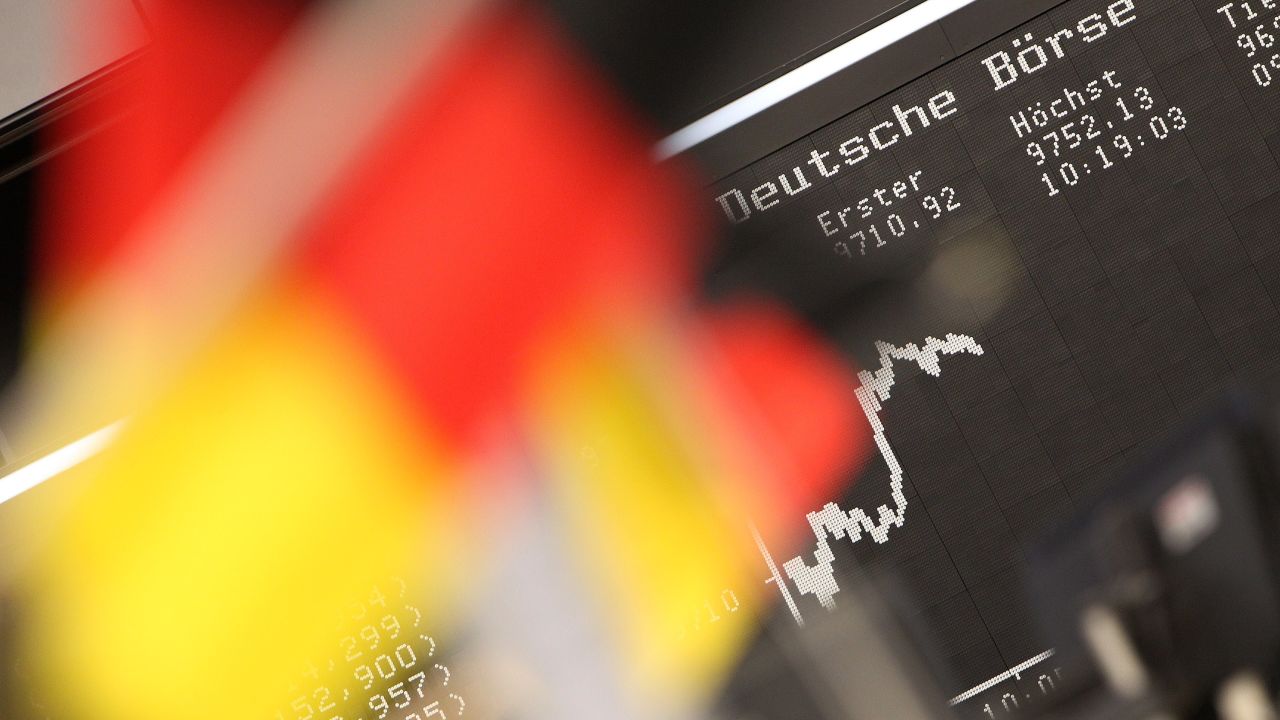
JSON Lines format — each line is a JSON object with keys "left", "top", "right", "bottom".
{"left": 712, "top": 0, "right": 1280, "bottom": 716}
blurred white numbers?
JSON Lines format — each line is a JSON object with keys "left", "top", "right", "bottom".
{"left": 277, "top": 578, "right": 466, "bottom": 720}
{"left": 680, "top": 588, "right": 742, "bottom": 638}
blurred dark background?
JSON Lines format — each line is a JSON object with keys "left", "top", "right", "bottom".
{"left": 543, "top": 0, "right": 920, "bottom": 133}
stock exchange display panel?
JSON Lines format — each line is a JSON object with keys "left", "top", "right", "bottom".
{"left": 705, "top": 0, "right": 1280, "bottom": 716}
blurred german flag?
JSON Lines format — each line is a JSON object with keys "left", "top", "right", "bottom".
{"left": 2, "top": 2, "right": 868, "bottom": 718}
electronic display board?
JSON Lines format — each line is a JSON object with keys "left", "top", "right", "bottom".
{"left": 706, "top": 0, "right": 1280, "bottom": 715}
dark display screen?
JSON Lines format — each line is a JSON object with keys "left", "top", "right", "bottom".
{"left": 709, "top": 0, "right": 1280, "bottom": 715}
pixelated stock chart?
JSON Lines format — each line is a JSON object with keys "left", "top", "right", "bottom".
{"left": 706, "top": 0, "right": 1280, "bottom": 715}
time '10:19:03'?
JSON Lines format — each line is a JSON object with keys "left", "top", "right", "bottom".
{"left": 1037, "top": 105, "right": 1187, "bottom": 196}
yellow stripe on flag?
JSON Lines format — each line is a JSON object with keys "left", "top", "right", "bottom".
{"left": 533, "top": 324, "right": 761, "bottom": 709}
{"left": 23, "top": 281, "right": 457, "bottom": 720}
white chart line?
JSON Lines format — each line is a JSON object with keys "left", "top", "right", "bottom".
{"left": 948, "top": 649, "right": 1056, "bottom": 705}
{"left": 751, "top": 522, "right": 805, "bottom": 627}
{"left": 781, "top": 334, "right": 983, "bottom": 611}
{"left": 0, "top": 422, "right": 123, "bottom": 506}
{"left": 655, "top": 0, "right": 980, "bottom": 159}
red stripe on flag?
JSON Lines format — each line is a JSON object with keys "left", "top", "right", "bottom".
{"left": 301, "top": 6, "right": 702, "bottom": 448}
{"left": 40, "top": 0, "right": 310, "bottom": 304}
